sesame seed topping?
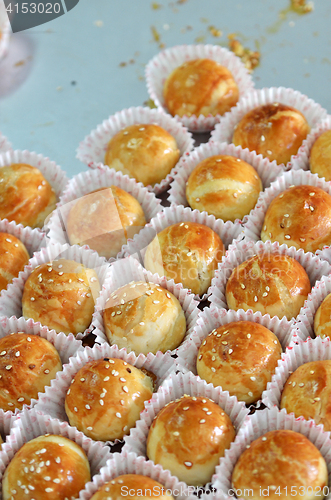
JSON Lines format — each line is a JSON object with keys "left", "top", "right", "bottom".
{"left": 183, "top": 406, "right": 189, "bottom": 410}
{"left": 117, "top": 311, "right": 122, "bottom": 315}
{"left": 200, "top": 419, "right": 206, "bottom": 423}
{"left": 123, "top": 386, "right": 129, "bottom": 393}
{"left": 310, "top": 370, "right": 315, "bottom": 374}
{"left": 55, "top": 457, "right": 61, "bottom": 463}
{"left": 222, "top": 341, "right": 228, "bottom": 345}
{"left": 266, "top": 286, "right": 270, "bottom": 292}
{"left": 261, "top": 135, "right": 265, "bottom": 142}
{"left": 250, "top": 376, "right": 256, "bottom": 381}
{"left": 17, "top": 397, "right": 24, "bottom": 402}
{"left": 85, "top": 404, "right": 91, "bottom": 410}
{"left": 99, "top": 400, "right": 104, "bottom": 406}
{"left": 279, "top": 194, "right": 284, "bottom": 198}
{"left": 292, "top": 382, "right": 296, "bottom": 387}
{"left": 198, "top": 354, "right": 202, "bottom": 360}
{"left": 284, "top": 214, "right": 289, "bottom": 218}
{"left": 116, "top": 412, "right": 122, "bottom": 418}
{"left": 228, "top": 349, "right": 233, "bottom": 354}
{"left": 309, "top": 206, "right": 314, "bottom": 212}
{"left": 195, "top": 198, "right": 200, "bottom": 202}
{"left": 285, "top": 235, "right": 291, "bottom": 239}
{"left": 315, "top": 397, "right": 321, "bottom": 401}
{"left": 248, "top": 391, "right": 253, "bottom": 397}
{"left": 267, "top": 150, "right": 272, "bottom": 155}
{"left": 173, "top": 431, "right": 180, "bottom": 436}
{"left": 247, "top": 334, "right": 251, "bottom": 339}
{"left": 119, "top": 377, "right": 126, "bottom": 382}
{"left": 240, "top": 283, "right": 246, "bottom": 289}
{"left": 0, "top": 351, "right": 6, "bottom": 356}
{"left": 5, "top": 238, "right": 11, "bottom": 243}
{"left": 184, "top": 225, "right": 189, "bottom": 229}
{"left": 184, "top": 461, "right": 192, "bottom": 467}
{"left": 254, "top": 296, "right": 258, "bottom": 302}
{"left": 58, "top": 272, "right": 63, "bottom": 276}
{"left": 5, "top": 365, "right": 12, "bottom": 370}
{"left": 153, "top": 300, "right": 160, "bottom": 304}
{"left": 262, "top": 436, "right": 267, "bottom": 441}
{"left": 211, "top": 367, "right": 216, "bottom": 372}
{"left": 30, "top": 297, "right": 35, "bottom": 301}
{"left": 74, "top": 407, "right": 78, "bottom": 412}
{"left": 299, "top": 237, "right": 306, "bottom": 242}
{"left": 298, "top": 383, "right": 304, "bottom": 387}
{"left": 45, "top": 488, "right": 53, "bottom": 493}
{"left": 87, "top": 426, "right": 93, "bottom": 431}
{"left": 309, "top": 192, "right": 315, "bottom": 196}
{"left": 139, "top": 322, "right": 144, "bottom": 325}
{"left": 44, "top": 369, "right": 50, "bottom": 374}
{"left": 111, "top": 312, "right": 116, "bottom": 317}
{"left": 262, "top": 292, "right": 268, "bottom": 297}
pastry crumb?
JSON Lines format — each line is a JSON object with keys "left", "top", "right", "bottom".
{"left": 228, "top": 34, "right": 260, "bottom": 72}
{"left": 291, "top": 0, "right": 314, "bottom": 14}
{"left": 208, "top": 25, "right": 222, "bottom": 37}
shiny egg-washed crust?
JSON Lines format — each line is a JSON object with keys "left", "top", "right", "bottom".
{"left": 0, "top": 163, "right": 57, "bottom": 228}
{"left": 310, "top": 130, "right": 331, "bottom": 182}
{"left": 2, "top": 434, "right": 91, "bottom": 500}
{"left": 0, "top": 333, "right": 62, "bottom": 411}
{"left": 144, "top": 222, "right": 225, "bottom": 296}
{"left": 0, "top": 233, "right": 29, "bottom": 292}
{"left": 22, "top": 259, "right": 100, "bottom": 336}
{"left": 261, "top": 185, "right": 331, "bottom": 253}
{"left": 146, "top": 395, "right": 235, "bottom": 487}
{"left": 314, "top": 293, "right": 331, "bottom": 340}
{"left": 65, "top": 357, "right": 154, "bottom": 442}
{"left": 225, "top": 254, "right": 311, "bottom": 320}
{"left": 103, "top": 281, "right": 186, "bottom": 355}
{"left": 90, "top": 474, "right": 174, "bottom": 500}
{"left": 196, "top": 321, "right": 282, "bottom": 404}
{"left": 232, "top": 103, "right": 310, "bottom": 165}
{"left": 67, "top": 186, "right": 146, "bottom": 259}
{"left": 104, "top": 124, "right": 180, "bottom": 187}
{"left": 232, "top": 430, "right": 328, "bottom": 500}
{"left": 280, "top": 360, "right": 331, "bottom": 432}
{"left": 163, "top": 59, "right": 239, "bottom": 118}
{"left": 186, "top": 155, "right": 263, "bottom": 222}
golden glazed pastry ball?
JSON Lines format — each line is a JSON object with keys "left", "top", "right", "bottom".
{"left": 225, "top": 254, "right": 311, "bottom": 320}
{"left": 0, "top": 233, "right": 29, "bottom": 292}
{"left": 103, "top": 281, "right": 186, "bottom": 355}
{"left": 186, "top": 155, "right": 263, "bottom": 222}
{"left": 90, "top": 475, "right": 174, "bottom": 500}
{"left": 310, "top": 130, "right": 331, "bottom": 181}
{"left": 196, "top": 321, "right": 282, "bottom": 404}
{"left": 104, "top": 124, "right": 180, "bottom": 187}
{"left": 0, "top": 163, "right": 57, "bottom": 228}
{"left": 261, "top": 185, "right": 331, "bottom": 253}
{"left": 66, "top": 186, "right": 146, "bottom": 259}
{"left": 147, "top": 395, "right": 235, "bottom": 487}
{"left": 65, "top": 357, "right": 154, "bottom": 442}
{"left": 232, "top": 103, "right": 310, "bottom": 165}
{"left": 280, "top": 361, "right": 331, "bottom": 432}
{"left": 0, "top": 333, "right": 62, "bottom": 411}
{"left": 2, "top": 434, "right": 91, "bottom": 500}
{"left": 232, "top": 430, "right": 328, "bottom": 500}
{"left": 314, "top": 293, "right": 331, "bottom": 340}
{"left": 144, "top": 222, "right": 225, "bottom": 295}
{"left": 163, "top": 59, "right": 239, "bottom": 118}
{"left": 22, "top": 259, "right": 100, "bottom": 336}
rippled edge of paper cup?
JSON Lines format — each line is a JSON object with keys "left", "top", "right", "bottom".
{"left": 210, "top": 86, "right": 328, "bottom": 169}
{"left": 76, "top": 106, "right": 194, "bottom": 195}
{"left": 122, "top": 370, "right": 249, "bottom": 498}
{"left": 0, "top": 407, "right": 113, "bottom": 496}
{"left": 78, "top": 450, "right": 192, "bottom": 500}
{"left": 0, "top": 133, "right": 12, "bottom": 154}
{"left": 0, "top": 242, "right": 110, "bottom": 340}
{"left": 45, "top": 166, "right": 163, "bottom": 258}
{"left": 120, "top": 205, "right": 244, "bottom": 301}
{"left": 168, "top": 141, "right": 285, "bottom": 213}
{"left": 145, "top": 44, "right": 255, "bottom": 133}
{"left": 290, "top": 115, "right": 331, "bottom": 172}
{"left": 0, "top": 14, "right": 10, "bottom": 61}
{"left": 212, "top": 407, "right": 331, "bottom": 500}
{"left": 208, "top": 238, "right": 331, "bottom": 323}
{"left": 35, "top": 342, "right": 180, "bottom": 446}
{"left": 91, "top": 255, "right": 200, "bottom": 357}
{"left": 242, "top": 168, "right": 331, "bottom": 247}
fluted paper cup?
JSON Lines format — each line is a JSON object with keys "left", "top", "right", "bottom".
{"left": 212, "top": 407, "right": 331, "bottom": 500}
{"left": 35, "top": 342, "right": 178, "bottom": 445}
{"left": 0, "top": 3, "right": 10, "bottom": 61}
{"left": 209, "top": 238, "right": 331, "bottom": 323}
{"left": 76, "top": 106, "right": 194, "bottom": 195}
{"left": 0, "top": 243, "right": 110, "bottom": 339}
{"left": 0, "top": 133, "right": 12, "bottom": 153}
{"left": 290, "top": 115, "right": 331, "bottom": 172}
{"left": 92, "top": 255, "right": 200, "bottom": 355}
{"left": 0, "top": 411, "right": 18, "bottom": 448}
{"left": 168, "top": 141, "right": 284, "bottom": 217}
{"left": 146, "top": 44, "right": 254, "bottom": 133}
{"left": 211, "top": 87, "right": 327, "bottom": 169}
{"left": 176, "top": 306, "right": 294, "bottom": 374}
{"left": 0, "top": 408, "right": 113, "bottom": 494}
{"left": 78, "top": 451, "right": 191, "bottom": 500}
{"left": 121, "top": 205, "right": 243, "bottom": 300}
{"left": 242, "top": 169, "right": 331, "bottom": 248}
{"left": 45, "top": 166, "right": 163, "bottom": 257}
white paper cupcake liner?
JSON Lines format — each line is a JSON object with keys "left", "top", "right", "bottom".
{"left": 290, "top": 115, "right": 331, "bottom": 172}
{"left": 0, "top": 150, "right": 68, "bottom": 211}
{"left": 122, "top": 371, "right": 249, "bottom": 497}
{"left": 121, "top": 205, "right": 244, "bottom": 301}
{"left": 0, "top": 133, "right": 12, "bottom": 153}
{"left": 0, "top": 243, "right": 110, "bottom": 339}
{"left": 92, "top": 255, "right": 200, "bottom": 356}
{"left": 0, "top": 411, "right": 19, "bottom": 447}
{"left": 262, "top": 336, "right": 331, "bottom": 413}
{"left": 208, "top": 238, "right": 331, "bottom": 323}
{"left": 0, "top": 408, "right": 113, "bottom": 494}
{"left": 211, "top": 87, "right": 327, "bottom": 169}
{"left": 168, "top": 141, "right": 285, "bottom": 217}
{"left": 176, "top": 306, "right": 294, "bottom": 374}
{"left": 212, "top": 407, "right": 331, "bottom": 500}
{"left": 145, "top": 44, "right": 254, "bottom": 133}
{"left": 242, "top": 169, "right": 331, "bottom": 247}
{"left": 0, "top": 315, "right": 84, "bottom": 415}
{"left": 78, "top": 451, "right": 191, "bottom": 500}
{"left": 34, "top": 342, "right": 179, "bottom": 445}
{"left": 45, "top": 166, "right": 163, "bottom": 258}
{"left": 0, "top": 219, "right": 46, "bottom": 258}
{"left": 76, "top": 106, "right": 194, "bottom": 195}
{"left": 0, "top": 5, "right": 10, "bottom": 61}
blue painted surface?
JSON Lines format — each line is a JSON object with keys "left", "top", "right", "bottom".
{"left": 0, "top": 0, "right": 330, "bottom": 179}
